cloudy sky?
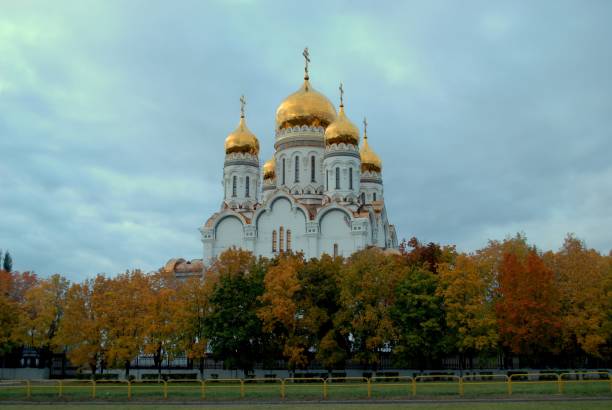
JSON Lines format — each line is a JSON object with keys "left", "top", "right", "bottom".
{"left": 1, "top": 0, "right": 611, "bottom": 280}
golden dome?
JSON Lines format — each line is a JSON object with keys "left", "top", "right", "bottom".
{"left": 360, "top": 127, "right": 382, "bottom": 173}
{"left": 325, "top": 103, "right": 359, "bottom": 146}
{"left": 263, "top": 157, "right": 276, "bottom": 180}
{"left": 224, "top": 115, "right": 259, "bottom": 155}
{"left": 275, "top": 78, "right": 337, "bottom": 130}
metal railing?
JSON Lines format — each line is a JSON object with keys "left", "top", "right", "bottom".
{"left": 0, "top": 371, "right": 609, "bottom": 401}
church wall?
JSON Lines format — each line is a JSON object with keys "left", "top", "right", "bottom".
{"left": 212, "top": 216, "right": 245, "bottom": 256}
{"left": 319, "top": 209, "right": 354, "bottom": 257}
{"left": 254, "top": 196, "right": 308, "bottom": 258}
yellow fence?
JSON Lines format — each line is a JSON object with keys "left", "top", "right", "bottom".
{"left": 0, "top": 371, "right": 609, "bottom": 401}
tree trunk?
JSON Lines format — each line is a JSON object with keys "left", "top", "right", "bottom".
{"left": 125, "top": 360, "right": 130, "bottom": 380}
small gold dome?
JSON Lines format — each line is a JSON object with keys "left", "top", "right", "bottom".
{"left": 275, "top": 78, "right": 337, "bottom": 130}
{"left": 263, "top": 157, "right": 276, "bottom": 180}
{"left": 325, "top": 104, "right": 359, "bottom": 146}
{"left": 224, "top": 116, "right": 259, "bottom": 155}
{"left": 360, "top": 131, "right": 382, "bottom": 173}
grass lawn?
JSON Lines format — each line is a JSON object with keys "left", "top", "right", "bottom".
{"left": 0, "top": 401, "right": 611, "bottom": 410}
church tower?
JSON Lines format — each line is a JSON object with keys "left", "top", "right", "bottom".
{"left": 323, "top": 83, "right": 361, "bottom": 203}
{"left": 222, "top": 96, "right": 260, "bottom": 210}
{"left": 359, "top": 118, "right": 384, "bottom": 204}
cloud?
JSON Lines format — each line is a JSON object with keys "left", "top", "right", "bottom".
{"left": 1, "top": 0, "right": 611, "bottom": 279}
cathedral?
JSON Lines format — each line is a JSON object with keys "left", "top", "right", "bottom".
{"left": 166, "top": 50, "right": 398, "bottom": 277}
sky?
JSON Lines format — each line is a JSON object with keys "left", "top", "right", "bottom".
{"left": 1, "top": 0, "right": 611, "bottom": 280}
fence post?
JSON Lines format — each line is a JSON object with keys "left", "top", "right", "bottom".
{"left": 92, "top": 380, "right": 96, "bottom": 399}
{"left": 25, "top": 380, "right": 31, "bottom": 399}
{"left": 127, "top": 380, "right": 132, "bottom": 400}
{"left": 411, "top": 378, "right": 416, "bottom": 396}
{"left": 163, "top": 380, "right": 168, "bottom": 399}
{"left": 58, "top": 380, "right": 63, "bottom": 397}
{"left": 280, "top": 379, "right": 285, "bottom": 400}
{"left": 507, "top": 377, "right": 512, "bottom": 396}
{"left": 240, "top": 379, "right": 245, "bottom": 398}
{"left": 323, "top": 379, "right": 328, "bottom": 400}
{"left": 557, "top": 374, "right": 563, "bottom": 394}
{"left": 367, "top": 378, "right": 372, "bottom": 399}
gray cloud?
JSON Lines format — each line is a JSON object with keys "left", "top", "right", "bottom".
{"left": 1, "top": 0, "right": 611, "bottom": 279}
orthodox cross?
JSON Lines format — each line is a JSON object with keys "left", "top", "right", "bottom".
{"left": 240, "top": 95, "right": 246, "bottom": 118}
{"left": 303, "top": 47, "right": 310, "bottom": 78}
{"left": 339, "top": 82, "right": 344, "bottom": 106}
{"left": 363, "top": 117, "right": 368, "bottom": 138}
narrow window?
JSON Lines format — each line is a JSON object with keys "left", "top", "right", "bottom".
{"left": 333, "top": 243, "right": 338, "bottom": 258}
{"left": 326, "top": 170, "right": 329, "bottom": 191}
{"left": 282, "top": 158, "right": 286, "bottom": 185}
{"left": 349, "top": 168, "right": 353, "bottom": 190}
{"left": 335, "top": 167, "right": 340, "bottom": 189}
{"left": 272, "top": 230, "right": 277, "bottom": 252}
{"left": 361, "top": 192, "right": 365, "bottom": 204}
{"left": 373, "top": 192, "right": 377, "bottom": 201}
{"left": 232, "top": 176, "right": 237, "bottom": 197}
{"left": 286, "top": 229, "right": 292, "bottom": 251}
{"left": 279, "top": 226, "right": 284, "bottom": 253}
{"left": 294, "top": 156, "right": 300, "bottom": 183}
{"left": 311, "top": 156, "right": 316, "bottom": 182}
{"left": 245, "top": 176, "right": 250, "bottom": 197}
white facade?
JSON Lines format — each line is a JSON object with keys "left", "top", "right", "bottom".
{"left": 200, "top": 123, "right": 398, "bottom": 265}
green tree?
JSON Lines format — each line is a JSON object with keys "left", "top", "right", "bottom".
{"left": 3, "top": 251, "right": 12, "bottom": 272}
{"left": 391, "top": 266, "right": 447, "bottom": 369}
{"left": 203, "top": 248, "right": 270, "bottom": 376}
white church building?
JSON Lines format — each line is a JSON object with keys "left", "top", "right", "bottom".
{"left": 165, "top": 51, "right": 398, "bottom": 277}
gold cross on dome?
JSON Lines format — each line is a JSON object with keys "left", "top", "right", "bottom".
{"left": 339, "top": 82, "right": 344, "bottom": 106}
{"left": 303, "top": 47, "right": 310, "bottom": 78}
{"left": 363, "top": 117, "right": 368, "bottom": 135}
{"left": 240, "top": 95, "right": 246, "bottom": 118}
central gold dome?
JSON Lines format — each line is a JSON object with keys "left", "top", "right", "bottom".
{"left": 325, "top": 104, "right": 359, "bottom": 146}
{"left": 275, "top": 78, "right": 337, "bottom": 130}
{"left": 224, "top": 116, "right": 259, "bottom": 155}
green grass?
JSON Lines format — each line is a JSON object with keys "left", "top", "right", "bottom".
{"left": 0, "top": 378, "right": 610, "bottom": 402}
{"left": 0, "top": 402, "right": 612, "bottom": 410}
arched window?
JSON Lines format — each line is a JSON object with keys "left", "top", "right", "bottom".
{"left": 333, "top": 243, "right": 338, "bottom": 257}
{"left": 335, "top": 167, "right": 340, "bottom": 189}
{"left": 245, "top": 176, "right": 250, "bottom": 197}
{"left": 373, "top": 192, "right": 377, "bottom": 201}
{"left": 279, "top": 226, "right": 284, "bottom": 252}
{"left": 286, "top": 229, "right": 292, "bottom": 251}
{"left": 294, "top": 156, "right": 300, "bottom": 183}
{"left": 349, "top": 167, "right": 353, "bottom": 190}
{"left": 272, "top": 230, "right": 277, "bottom": 252}
{"left": 232, "top": 176, "right": 237, "bottom": 197}
{"left": 311, "top": 156, "right": 316, "bottom": 182}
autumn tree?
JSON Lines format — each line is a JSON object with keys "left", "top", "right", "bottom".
{"left": 544, "top": 235, "right": 612, "bottom": 360}
{"left": 0, "top": 270, "right": 20, "bottom": 355}
{"left": 96, "top": 270, "right": 149, "bottom": 378}
{"left": 55, "top": 275, "right": 107, "bottom": 375}
{"left": 437, "top": 254, "right": 498, "bottom": 367}
{"left": 15, "top": 274, "right": 69, "bottom": 369}
{"left": 203, "top": 248, "right": 270, "bottom": 376}
{"left": 496, "top": 250, "right": 561, "bottom": 363}
{"left": 258, "top": 252, "right": 306, "bottom": 371}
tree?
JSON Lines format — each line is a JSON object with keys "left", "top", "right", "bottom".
{"left": 54, "top": 276, "right": 107, "bottom": 376}
{"left": 338, "top": 248, "right": 406, "bottom": 369}
{"left": 15, "top": 274, "right": 69, "bottom": 369}
{"left": 203, "top": 248, "right": 269, "bottom": 376}
{"left": 258, "top": 252, "right": 306, "bottom": 371}
{"left": 544, "top": 234, "right": 611, "bottom": 360}
{"left": 0, "top": 270, "right": 20, "bottom": 355}
{"left": 496, "top": 250, "right": 561, "bottom": 360}
{"left": 3, "top": 251, "right": 12, "bottom": 272}
{"left": 437, "top": 254, "right": 498, "bottom": 367}
{"left": 96, "top": 270, "right": 149, "bottom": 378}
{"left": 391, "top": 266, "right": 447, "bottom": 369}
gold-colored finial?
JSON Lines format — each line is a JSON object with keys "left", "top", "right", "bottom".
{"left": 240, "top": 95, "right": 246, "bottom": 118}
{"left": 302, "top": 47, "right": 310, "bottom": 79}
{"left": 339, "top": 82, "right": 344, "bottom": 107}
{"left": 363, "top": 117, "right": 368, "bottom": 139}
